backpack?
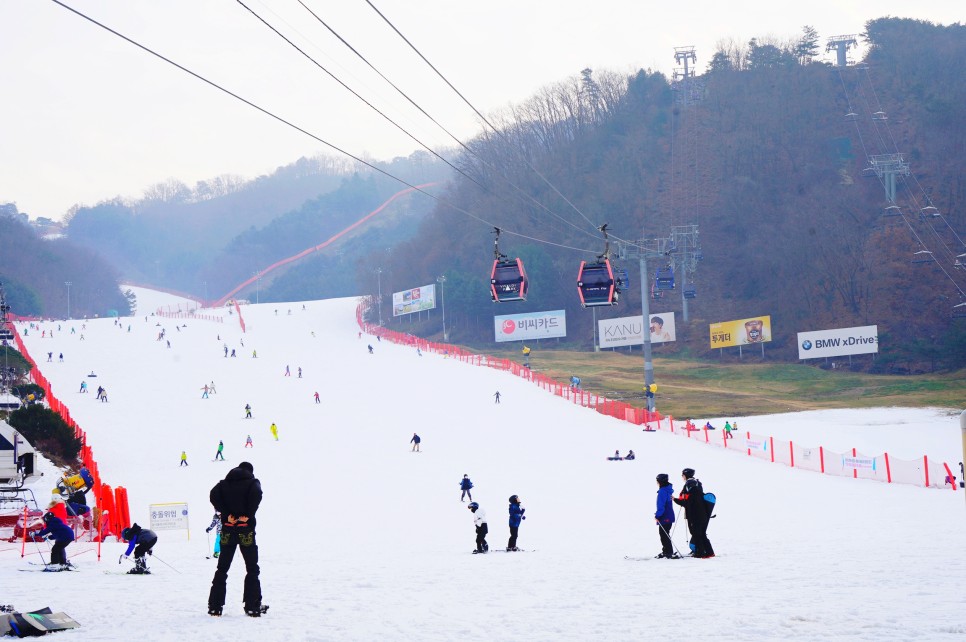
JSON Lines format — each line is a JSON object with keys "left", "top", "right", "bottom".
{"left": 704, "top": 492, "right": 717, "bottom": 518}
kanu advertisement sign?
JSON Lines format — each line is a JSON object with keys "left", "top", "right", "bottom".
{"left": 494, "top": 310, "right": 567, "bottom": 343}
{"left": 797, "top": 325, "right": 878, "bottom": 360}
{"left": 598, "top": 313, "right": 677, "bottom": 348}
{"left": 392, "top": 284, "right": 437, "bottom": 316}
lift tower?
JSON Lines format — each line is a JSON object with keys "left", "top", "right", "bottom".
{"left": 826, "top": 35, "right": 858, "bottom": 67}
{"left": 868, "top": 153, "right": 910, "bottom": 203}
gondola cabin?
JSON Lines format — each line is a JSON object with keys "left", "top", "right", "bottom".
{"left": 491, "top": 258, "right": 529, "bottom": 302}
{"left": 577, "top": 260, "right": 619, "bottom": 307}
{"left": 655, "top": 265, "right": 675, "bottom": 290}
{"left": 683, "top": 283, "right": 696, "bottom": 299}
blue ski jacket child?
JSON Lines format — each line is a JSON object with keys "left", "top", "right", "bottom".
{"left": 460, "top": 477, "right": 474, "bottom": 491}
{"left": 509, "top": 503, "right": 526, "bottom": 527}
{"left": 655, "top": 484, "right": 675, "bottom": 525}
{"left": 38, "top": 514, "right": 75, "bottom": 543}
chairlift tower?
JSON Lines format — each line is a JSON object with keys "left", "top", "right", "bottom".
{"left": 868, "top": 153, "right": 910, "bottom": 203}
{"left": 826, "top": 35, "right": 858, "bottom": 67}
{"left": 672, "top": 46, "right": 704, "bottom": 106}
{"left": 673, "top": 46, "right": 696, "bottom": 80}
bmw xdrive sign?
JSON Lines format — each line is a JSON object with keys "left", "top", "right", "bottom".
{"left": 797, "top": 325, "right": 878, "bottom": 360}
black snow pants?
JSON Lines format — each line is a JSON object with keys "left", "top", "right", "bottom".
{"left": 208, "top": 528, "right": 261, "bottom": 609}
{"left": 658, "top": 523, "right": 674, "bottom": 557}
{"left": 475, "top": 524, "right": 488, "bottom": 552}
{"left": 687, "top": 517, "right": 714, "bottom": 557}
{"left": 50, "top": 540, "right": 69, "bottom": 565}
{"left": 507, "top": 526, "right": 519, "bottom": 550}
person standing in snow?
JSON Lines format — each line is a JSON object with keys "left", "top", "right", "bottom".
{"left": 507, "top": 495, "right": 525, "bottom": 551}
{"left": 207, "top": 461, "right": 264, "bottom": 617}
{"left": 469, "top": 502, "right": 488, "bottom": 554}
{"left": 180, "top": 451, "right": 189, "bottom": 467}
{"left": 120, "top": 523, "right": 158, "bottom": 574}
{"left": 459, "top": 474, "right": 474, "bottom": 502}
{"left": 410, "top": 433, "right": 421, "bottom": 452}
{"left": 245, "top": 435, "right": 253, "bottom": 448}
{"left": 245, "top": 404, "right": 252, "bottom": 419}
{"left": 284, "top": 365, "right": 290, "bottom": 377}
{"left": 270, "top": 423, "right": 278, "bottom": 441}
{"left": 723, "top": 421, "right": 733, "bottom": 439}
{"left": 202, "top": 384, "right": 210, "bottom": 399}
{"left": 367, "top": 344, "right": 374, "bottom": 354}
{"left": 673, "top": 468, "right": 714, "bottom": 558}
{"left": 79, "top": 381, "right": 87, "bottom": 393}
{"left": 206, "top": 512, "right": 222, "bottom": 558}
{"left": 297, "top": 367, "right": 302, "bottom": 378}
{"left": 654, "top": 473, "right": 678, "bottom": 559}
{"left": 209, "top": 381, "right": 217, "bottom": 394}
{"left": 215, "top": 440, "right": 225, "bottom": 461}
{"left": 314, "top": 391, "right": 320, "bottom": 404}
{"left": 494, "top": 391, "right": 501, "bottom": 404}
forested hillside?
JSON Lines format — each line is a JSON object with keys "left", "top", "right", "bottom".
{"left": 362, "top": 18, "right": 966, "bottom": 370}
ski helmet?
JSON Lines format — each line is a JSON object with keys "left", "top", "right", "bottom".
{"left": 508, "top": 495, "right": 519, "bottom": 504}
{"left": 42, "top": 512, "right": 55, "bottom": 524}
{"left": 656, "top": 473, "right": 669, "bottom": 484}
{"left": 468, "top": 502, "right": 479, "bottom": 511}
{"left": 121, "top": 527, "right": 132, "bottom": 540}
{"left": 682, "top": 468, "right": 695, "bottom": 478}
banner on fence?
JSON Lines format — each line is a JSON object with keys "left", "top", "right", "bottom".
{"left": 842, "top": 456, "right": 876, "bottom": 470}
{"left": 797, "top": 325, "right": 879, "bottom": 360}
{"left": 599, "top": 313, "right": 676, "bottom": 348}
{"left": 745, "top": 438, "right": 767, "bottom": 452}
{"left": 149, "top": 502, "right": 190, "bottom": 534}
{"left": 709, "top": 315, "right": 772, "bottom": 348}
{"left": 392, "top": 284, "right": 436, "bottom": 316}
{"left": 495, "top": 310, "right": 567, "bottom": 343}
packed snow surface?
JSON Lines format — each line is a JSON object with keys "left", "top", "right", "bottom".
{"left": 7, "top": 287, "right": 966, "bottom": 640}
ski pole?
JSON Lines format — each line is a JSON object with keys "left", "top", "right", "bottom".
{"left": 658, "top": 522, "right": 685, "bottom": 559}
{"left": 149, "top": 553, "right": 182, "bottom": 574}
{"left": 206, "top": 531, "right": 211, "bottom": 559}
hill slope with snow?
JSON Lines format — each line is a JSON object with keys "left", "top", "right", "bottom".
{"left": 6, "top": 288, "right": 966, "bottom": 640}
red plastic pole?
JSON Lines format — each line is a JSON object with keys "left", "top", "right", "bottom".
{"left": 770, "top": 436, "right": 775, "bottom": 463}
{"left": 790, "top": 441, "right": 795, "bottom": 468}
{"left": 943, "top": 462, "right": 955, "bottom": 491}
{"left": 746, "top": 432, "right": 751, "bottom": 456}
{"left": 820, "top": 446, "right": 825, "bottom": 473}
{"left": 853, "top": 447, "right": 858, "bottom": 479}
{"left": 885, "top": 453, "right": 892, "bottom": 484}
{"left": 704, "top": 426, "right": 709, "bottom": 443}
{"left": 924, "top": 455, "right": 930, "bottom": 487}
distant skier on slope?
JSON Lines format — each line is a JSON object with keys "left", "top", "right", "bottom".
{"left": 245, "top": 435, "right": 253, "bottom": 448}
{"left": 410, "top": 433, "right": 421, "bottom": 452}
{"left": 468, "top": 502, "right": 488, "bottom": 554}
{"left": 245, "top": 404, "right": 252, "bottom": 419}
{"left": 459, "top": 475, "right": 474, "bottom": 502}
{"left": 270, "top": 423, "right": 278, "bottom": 441}
{"left": 215, "top": 440, "right": 225, "bottom": 461}
{"left": 206, "top": 511, "right": 222, "bottom": 558}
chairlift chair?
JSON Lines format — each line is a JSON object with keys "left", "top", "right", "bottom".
{"left": 655, "top": 265, "right": 675, "bottom": 290}
{"left": 884, "top": 205, "right": 901, "bottom": 217}
{"left": 911, "top": 250, "right": 934, "bottom": 264}
{"left": 683, "top": 283, "right": 697, "bottom": 299}
{"left": 872, "top": 111, "right": 888, "bottom": 121}
{"left": 953, "top": 303, "right": 966, "bottom": 319}
{"left": 921, "top": 206, "right": 940, "bottom": 218}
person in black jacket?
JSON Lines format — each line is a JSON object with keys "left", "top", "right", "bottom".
{"left": 207, "top": 461, "right": 265, "bottom": 617}
{"left": 672, "top": 467, "right": 714, "bottom": 558}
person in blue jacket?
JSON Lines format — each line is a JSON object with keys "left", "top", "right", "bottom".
{"left": 507, "top": 495, "right": 526, "bottom": 551}
{"left": 37, "top": 511, "right": 75, "bottom": 568}
{"left": 121, "top": 523, "right": 159, "bottom": 574}
{"left": 459, "top": 474, "right": 474, "bottom": 502}
{"left": 654, "top": 473, "right": 679, "bottom": 559}
{"left": 410, "top": 433, "right": 421, "bottom": 452}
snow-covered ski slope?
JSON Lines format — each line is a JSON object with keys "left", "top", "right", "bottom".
{"left": 8, "top": 287, "right": 966, "bottom": 640}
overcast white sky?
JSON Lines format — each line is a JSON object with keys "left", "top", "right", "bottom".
{"left": 0, "top": 1, "right": 961, "bottom": 220}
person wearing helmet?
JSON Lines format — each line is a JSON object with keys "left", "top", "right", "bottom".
{"left": 654, "top": 474, "right": 679, "bottom": 559}
{"left": 673, "top": 468, "right": 714, "bottom": 558}
{"left": 121, "top": 523, "right": 158, "bottom": 574}
{"left": 37, "top": 506, "right": 75, "bottom": 569}
{"left": 507, "top": 495, "right": 526, "bottom": 551}
{"left": 459, "top": 475, "right": 474, "bottom": 502}
{"left": 468, "top": 502, "right": 488, "bottom": 554}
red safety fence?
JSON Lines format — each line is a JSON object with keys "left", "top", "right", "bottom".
{"left": 355, "top": 297, "right": 955, "bottom": 491}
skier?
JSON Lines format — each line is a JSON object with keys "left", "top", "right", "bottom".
{"left": 206, "top": 512, "right": 222, "bottom": 558}
{"left": 284, "top": 365, "right": 290, "bottom": 377}
{"left": 494, "top": 391, "right": 501, "bottom": 404}
{"left": 209, "top": 381, "right": 217, "bottom": 394}
{"left": 367, "top": 344, "right": 374, "bottom": 354}
{"left": 230, "top": 349, "right": 236, "bottom": 357}
{"left": 96, "top": 386, "right": 104, "bottom": 401}
{"left": 215, "top": 440, "right": 225, "bottom": 461}
{"left": 37, "top": 510, "right": 74, "bottom": 570}
{"left": 297, "top": 367, "right": 302, "bottom": 378}
{"left": 59, "top": 353, "right": 64, "bottom": 362}
{"left": 654, "top": 473, "right": 679, "bottom": 559}
{"left": 47, "top": 352, "right": 52, "bottom": 362}
{"left": 270, "top": 423, "right": 278, "bottom": 441}
{"left": 723, "top": 421, "right": 733, "bottom": 439}
{"left": 207, "top": 461, "right": 266, "bottom": 617}
{"left": 468, "top": 502, "right": 488, "bottom": 554}
{"left": 224, "top": 346, "right": 229, "bottom": 357}
{"left": 314, "top": 391, "right": 320, "bottom": 404}
{"left": 180, "top": 451, "right": 189, "bottom": 467}
{"left": 245, "top": 435, "right": 253, "bottom": 448}
{"left": 673, "top": 468, "right": 714, "bottom": 558}
{"left": 79, "top": 381, "right": 87, "bottom": 393}
{"left": 99, "top": 387, "right": 108, "bottom": 402}
{"left": 410, "top": 433, "right": 421, "bottom": 452}
{"left": 625, "top": 450, "right": 636, "bottom": 460}
{"left": 202, "top": 385, "right": 210, "bottom": 399}
{"left": 507, "top": 495, "right": 525, "bottom": 551}
{"left": 245, "top": 404, "right": 252, "bottom": 419}
{"left": 459, "top": 474, "right": 474, "bottom": 502}
{"left": 121, "top": 523, "right": 158, "bottom": 574}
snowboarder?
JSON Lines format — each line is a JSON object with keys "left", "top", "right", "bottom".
{"left": 245, "top": 404, "right": 252, "bottom": 419}
{"left": 608, "top": 450, "right": 623, "bottom": 461}
{"left": 654, "top": 473, "right": 679, "bottom": 559}
{"left": 206, "top": 512, "right": 222, "bottom": 558}
{"left": 507, "top": 495, "right": 525, "bottom": 551}
{"left": 270, "top": 423, "right": 278, "bottom": 441}
{"left": 215, "top": 440, "right": 225, "bottom": 461}
{"left": 314, "top": 391, "right": 320, "bottom": 404}
{"left": 207, "top": 461, "right": 265, "bottom": 617}
{"left": 494, "top": 391, "right": 501, "bottom": 404}
{"left": 245, "top": 435, "right": 253, "bottom": 448}
{"left": 673, "top": 468, "right": 714, "bottom": 558}
{"left": 410, "top": 433, "right": 421, "bottom": 452}
{"left": 121, "top": 523, "right": 158, "bottom": 574}
{"left": 180, "top": 451, "right": 188, "bottom": 467}
{"left": 460, "top": 475, "right": 474, "bottom": 502}
{"left": 37, "top": 509, "right": 74, "bottom": 569}
{"left": 469, "top": 502, "right": 488, "bottom": 554}
{"left": 625, "top": 450, "right": 636, "bottom": 460}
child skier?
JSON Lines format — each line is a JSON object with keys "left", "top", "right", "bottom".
{"left": 270, "top": 423, "right": 279, "bottom": 441}
{"left": 37, "top": 509, "right": 74, "bottom": 570}
{"left": 459, "top": 474, "right": 474, "bottom": 502}
{"left": 206, "top": 511, "right": 222, "bottom": 558}
{"left": 468, "top": 502, "right": 488, "bottom": 554}
{"left": 410, "top": 433, "right": 421, "bottom": 452}
{"left": 654, "top": 473, "right": 679, "bottom": 559}
{"left": 245, "top": 404, "right": 252, "bottom": 418}
{"left": 180, "top": 451, "right": 188, "bottom": 467}
{"left": 215, "top": 440, "right": 225, "bottom": 461}
{"left": 245, "top": 435, "right": 253, "bottom": 448}
{"left": 121, "top": 523, "right": 158, "bottom": 574}
{"left": 507, "top": 495, "right": 525, "bottom": 551}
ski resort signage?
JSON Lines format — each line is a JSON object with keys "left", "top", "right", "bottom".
{"left": 842, "top": 456, "right": 876, "bottom": 470}
{"left": 149, "top": 502, "right": 190, "bottom": 535}
{"left": 797, "top": 325, "right": 878, "bottom": 360}
{"left": 494, "top": 310, "right": 567, "bottom": 343}
{"left": 709, "top": 315, "right": 772, "bottom": 349}
{"left": 598, "top": 313, "right": 676, "bottom": 348}
{"left": 392, "top": 284, "right": 437, "bottom": 317}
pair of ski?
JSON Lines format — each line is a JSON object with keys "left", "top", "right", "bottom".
{"left": 20, "top": 562, "right": 77, "bottom": 573}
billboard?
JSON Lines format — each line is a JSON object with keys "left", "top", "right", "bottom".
{"left": 494, "top": 310, "right": 567, "bottom": 343}
{"left": 392, "top": 284, "right": 437, "bottom": 316}
{"left": 149, "top": 502, "right": 190, "bottom": 532}
{"left": 797, "top": 325, "right": 878, "bottom": 360}
{"left": 709, "top": 315, "right": 772, "bottom": 348}
{"left": 599, "top": 313, "right": 677, "bottom": 348}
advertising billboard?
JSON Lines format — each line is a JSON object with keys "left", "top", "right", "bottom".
{"left": 599, "top": 313, "right": 677, "bottom": 348}
{"left": 797, "top": 325, "right": 878, "bottom": 360}
{"left": 494, "top": 310, "right": 567, "bottom": 343}
{"left": 392, "top": 284, "right": 437, "bottom": 316}
{"left": 709, "top": 315, "right": 772, "bottom": 348}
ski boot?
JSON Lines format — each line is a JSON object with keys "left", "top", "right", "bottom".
{"left": 208, "top": 606, "right": 223, "bottom": 617}
{"left": 128, "top": 557, "right": 150, "bottom": 574}
{"left": 244, "top": 604, "right": 269, "bottom": 617}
